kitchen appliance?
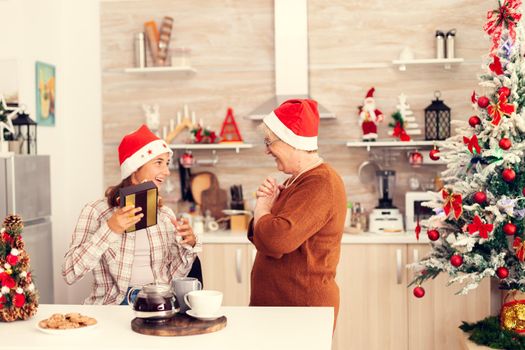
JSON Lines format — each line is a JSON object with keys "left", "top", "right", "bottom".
{"left": 405, "top": 191, "right": 436, "bottom": 231}
{"left": 0, "top": 154, "right": 53, "bottom": 303}
{"left": 369, "top": 170, "right": 404, "bottom": 234}
{"left": 245, "top": 0, "right": 335, "bottom": 119}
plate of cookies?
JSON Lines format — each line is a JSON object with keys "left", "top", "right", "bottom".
{"left": 37, "top": 313, "right": 98, "bottom": 334}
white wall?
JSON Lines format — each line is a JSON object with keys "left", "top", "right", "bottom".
{"left": 1, "top": 0, "right": 102, "bottom": 304}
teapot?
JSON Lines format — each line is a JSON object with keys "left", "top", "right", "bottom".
{"left": 127, "top": 283, "right": 179, "bottom": 321}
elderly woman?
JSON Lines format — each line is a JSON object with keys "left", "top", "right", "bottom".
{"left": 248, "top": 99, "right": 346, "bottom": 328}
{"left": 62, "top": 125, "right": 201, "bottom": 304}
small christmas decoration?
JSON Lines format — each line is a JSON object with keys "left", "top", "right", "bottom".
{"left": 502, "top": 168, "right": 516, "bottom": 183}
{"left": 468, "top": 115, "right": 481, "bottom": 127}
{"left": 496, "top": 267, "right": 509, "bottom": 279}
{"left": 408, "top": 150, "right": 423, "bottom": 167}
{"left": 429, "top": 147, "right": 440, "bottom": 161}
{"left": 427, "top": 229, "right": 440, "bottom": 241}
{"left": 425, "top": 91, "right": 451, "bottom": 141}
{"left": 179, "top": 151, "right": 195, "bottom": 168}
{"left": 450, "top": 254, "right": 463, "bottom": 267}
{"left": 499, "top": 137, "right": 512, "bottom": 150}
{"left": 488, "top": 91, "right": 515, "bottom": 125}
{"left": 489, "top": 56, "right": 504, "bottom": 75}
{"left": 165, "top": 105, "right": 196, "bottom": 144}
{"left": 463, "top": 134, "right": 481, "bottom": 154}
{"left": 442, "top": 189, "right": 463, "bottom": 220}
{"left": 477, "top": 96, "right": 490, "bottom": 108}
{"left": 513, "top": 237, "right": 525, "bottom": 262}
{"left": 473, "top": 191, "right": 487, "bottom": 205}
{"left": 358, "top": 87, "right": 384, "bottom": 141}
{"left": 499, "top": 86, "right": 511, "bottom": 97}
{"left": 413, "top": 286, "right": 425, "bottom": 298}
{"left": 388, "top": 94, "right": 421, "bottom": 141}
{"left": 467, "top": 215, "right": 494, "bottom": 239}
{"left": 503, "top": 222, "right": 517, "bottom": 236}
{"left": 191, "top": 125, "right": 218, "bottom": 144}
{"left": 0, "top": 95, "right": 19, "bottom": 153}
{"left": 0, "top": 214, "right": 38, "bottom": 322}
{"left": 219, "top": 107, "right": 243, "bottom": 143}
{"left": 522, "top": 187, "right": 525, "bottom": 196}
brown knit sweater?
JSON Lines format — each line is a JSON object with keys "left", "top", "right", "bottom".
{"left": 248, "top": 163, "right": 346, "bottom": 328}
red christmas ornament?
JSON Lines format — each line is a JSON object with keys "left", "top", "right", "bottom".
{"left": 499, "top": 86, "right": 511, "bottom": 98}
{"left": 473, "top": 191, "right": 487, "bottom": 205}
{"left": 496, "top": 267, "right": 509, "bottom": 279}
{"left": 429, "top": 148, "right": 440, "bottom": 161}
{"left": 499, "top": 138, "right": 512, "bottom": 150}
{"left": 503, "top": 222, "right": 517, "bottom": 236}
{"left": 427, "top": 229, "right": 440, "bottom": 241}
{"left": 477, "top": 96, "right": 490, "bottom": 108}
{"left": 522, "top": 187, "right": 525, "bottom": 196}
{"left": 502, "top": 168, "right": 516, "bottom": 183}
{"left": 13, "top": 293, "right": 25, "bottom": 308}
{"left": 468, "top": 116, "right": 481, "bottom": 127}
{"left": 413, "top": 286, "right": 425, "bottom": 298}
{"left": 6, "top": 254, "right": 18, "bottom": 266}
{"left": 450, "top": 254, "right": 463, "bottom": 267}
{"left": 409, "top": 151, "right": 423, "bottom": 167}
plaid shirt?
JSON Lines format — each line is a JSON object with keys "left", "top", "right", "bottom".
{"left": 62, "top": 199, "right": 201, "bottom": 304}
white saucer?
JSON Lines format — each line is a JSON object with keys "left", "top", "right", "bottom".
{"left": 186, "top": 309, "right": 223, "bottom": 321}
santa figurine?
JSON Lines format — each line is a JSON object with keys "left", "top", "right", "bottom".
{"left": 358, "top": 87, "right": 384, "bottom": 141}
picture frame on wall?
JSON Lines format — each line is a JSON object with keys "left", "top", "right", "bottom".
{"left": 35, "top": 61, "right": 56, "bottom": 127}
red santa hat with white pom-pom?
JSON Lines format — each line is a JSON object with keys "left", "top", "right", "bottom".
{"left": 263, "top": 99, "right": 320, "bottom": 151}
{"left": 118, "top": 124, "right": 173, "bottom": 180}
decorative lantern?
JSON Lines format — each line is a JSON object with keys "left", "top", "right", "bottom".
{"left": 12, "top": 110, "right": 37, "bottom": 155}
{"left": 424, "top": 91, "right": 451, "bottom": 141}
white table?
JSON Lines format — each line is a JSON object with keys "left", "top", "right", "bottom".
{"left": 3, "top": 304, "right": 334, "bottom": 350}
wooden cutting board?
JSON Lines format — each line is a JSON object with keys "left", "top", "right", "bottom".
{"left": 201, "top": 174, "right": 228, "bottom": 219}
{"left": 131, "top": 314, "right": 227, "bottom": 336}
{"left": 190, "top": 172, "right": 214, "bottom": 205}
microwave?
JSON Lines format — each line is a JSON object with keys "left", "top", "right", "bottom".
{"left": 405, "top": 191, "right": 436, "bottom": 231}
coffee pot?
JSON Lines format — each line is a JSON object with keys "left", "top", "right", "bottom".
{"left": 127, "top": 283, "right": 179, "bottom": 321}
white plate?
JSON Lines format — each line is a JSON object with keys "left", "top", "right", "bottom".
{"left": 222, "top": 209, "right": 251, "bottom": 216}
{"left": 36, "top": 321, "right": 98, "bottom": 335}
{"left": 186, "top": 309, "right": 223, "bottom": 321}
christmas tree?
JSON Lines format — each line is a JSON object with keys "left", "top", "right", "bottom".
{"left": 389, "top": 93, "right": 422, "bottom": 141}
{"left": 0, "top": 215, "right": 38, "bottom": 322}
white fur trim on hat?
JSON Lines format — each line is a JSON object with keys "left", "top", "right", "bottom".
{"left": 120, "top": 139, "right": 173, "bottom": 179}
{"left": 263, "top": 112, "right": 318, "bottom": 151}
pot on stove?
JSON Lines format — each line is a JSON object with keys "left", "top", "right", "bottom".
{"left": 127, "top": 283, "right": 179, "bottom": 321}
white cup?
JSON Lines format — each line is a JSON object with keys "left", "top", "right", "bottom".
{"left": 184, "top": 290, "right": 223, "bottom": 316}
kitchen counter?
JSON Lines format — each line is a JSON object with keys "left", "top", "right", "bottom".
{"left": 203, "top": 230, "right": 430, "bottom": 244}
{"left": 3, "top": 304, "right": 333, "bottom": 350}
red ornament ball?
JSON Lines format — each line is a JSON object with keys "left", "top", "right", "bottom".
{"left": 477, "top": 96, "right": 490, "bottom": 108}
{"left": 468, "top": 116, "right": 481, "bottom": 127}
{"left": 473, "top": 191, "right": 487, "bottom": 205}
{"left": 429, "top": 149, "right": 440, "bottom": 161}
{"left": 499, "top": 138, "right": 512, "bottom": 150}
{"left": 413, "top": 286, "right": 425, "bottom": 298}
{"left": 499, "top": 86, "right": 511, "bottom": 98}
{"left": 502, "top": 168, "right": 516, "bottom": 183}
{"left": 450, "top": 254, "right": 463, "bottom": 267}
{"left": 427, "top": 229, "right": 440, "bottom": 241}
{"left": 496, "top": 267, "right": 509, "bottom": 279}
{"left": 522, "top": 187, "right": 525, "bottom": 196}
{"left": 503, "top": 222, "right": 517, "bottom": 236}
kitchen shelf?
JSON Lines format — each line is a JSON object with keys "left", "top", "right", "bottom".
{"left": 392, "top": 58, "right": 464, "bottom": 71}
{"left": 123, "top": 66, "right": 197, "bottom": 74}
{"left": 346, "top": 140, "right": 444, "bottom": 152}
{"left": 169, "top": 143, "right": 253, "bottom": 154}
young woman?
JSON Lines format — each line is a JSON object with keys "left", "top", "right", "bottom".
{"left": 62, "top": 125, "right": 200, "bottom": 304}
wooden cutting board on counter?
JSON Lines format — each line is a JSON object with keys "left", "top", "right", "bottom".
{"left": 201, "top": 174, "right": 228, "bottom": 219}
{"left": 131, "top": 314, "right": 227, "bottom": 336}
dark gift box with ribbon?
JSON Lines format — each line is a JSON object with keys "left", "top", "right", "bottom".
{"left": 119, "top": 181, "right": 158, "bottom": 233}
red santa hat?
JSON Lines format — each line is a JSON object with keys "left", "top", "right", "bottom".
{"left": 118, "top": 124, "right": 173, "bottom": 180}
{"left": 263, "top": 99, "right": 319, "bottom": 151}
{"left": 365, "top": 87, "right": 375, "bottom": 99}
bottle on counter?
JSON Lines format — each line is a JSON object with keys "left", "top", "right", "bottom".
{"left": 352, "top": 202, "right": 362, "bottom": 232}
{"left": 345, "top": 202, "right": 353, "bottom": 228}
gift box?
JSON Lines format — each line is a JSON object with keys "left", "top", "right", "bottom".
{"left": 119, "top": 181, "right": 158, "bottom": 233}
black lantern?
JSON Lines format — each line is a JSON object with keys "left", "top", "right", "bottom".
{"left": 424, "top": 91, "right": 451, "bottom": 140}
{"left": 12, "top": 110, "right": 37, "bottom": 154}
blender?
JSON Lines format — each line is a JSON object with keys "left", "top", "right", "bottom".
{"left": 368, "top": 170, "right": 404, "bottom": 234}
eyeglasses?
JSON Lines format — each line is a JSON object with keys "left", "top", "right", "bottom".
{"left": 264, "top": 139, "right": 280, "bottom": 148}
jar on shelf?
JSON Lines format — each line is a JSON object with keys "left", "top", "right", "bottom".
{"left": 171, "top": 47, "right": 192, "bottom": 67}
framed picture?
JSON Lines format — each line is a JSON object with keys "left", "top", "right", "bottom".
{"left": 35, "top": 61, "right": 56, "bottom": 126}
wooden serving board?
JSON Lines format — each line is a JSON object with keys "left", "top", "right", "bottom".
{"left": 131, "top": 314, "right": 227, "bottom": 336}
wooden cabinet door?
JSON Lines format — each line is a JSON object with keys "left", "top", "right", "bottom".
{"left": 199, "top": 244, "right": 250, "bottom": 306}
{"left": 333, "top": 245, "right": 409, "bottom": 350}
{"left": 407, "top": 244, "right": 491, "bottom": 350}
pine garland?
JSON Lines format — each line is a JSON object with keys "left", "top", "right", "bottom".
{"left": 460, "top": 316, "right": 525, "bottom": 349}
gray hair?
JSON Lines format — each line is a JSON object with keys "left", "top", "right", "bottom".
{"left": 258, "top": 122, "right": 318, "bottom": 154}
